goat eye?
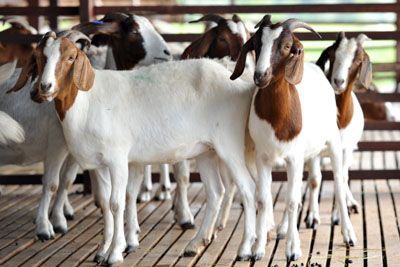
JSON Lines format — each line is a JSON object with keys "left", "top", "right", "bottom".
{"left": 67, "top": 56, "right": 74, "bottom": 61}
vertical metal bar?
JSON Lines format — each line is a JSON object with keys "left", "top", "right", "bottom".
{"left": 27, "top": 0, "right": 39, "bottom": 30}
{"left": 79, "top": 0, "right": 94, "bottom": 23}
{"left": 49, "top": 0, "right": 58, "bottom": 30}
{"left": 396, "top": 0, "right": 400, "bottom": 90}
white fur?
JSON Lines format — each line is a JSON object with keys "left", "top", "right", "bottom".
{"left": 255, "top": 27, "right": 282, "bottom": 74}
{"left": 331, "top": 38, "right": 358, "bottom": 91}
{"left": 41, "top": 42, "right": 257, "bottom": 264}
{"left": 0, "top": 60, "right": 17, "bottom": 83}
{"left": 249, "top": 61, "right": 356, "bottom": 260}
{"left": 0, "top": 111, "right": 25, "bottom": 144}
{"left": 41, "top": 38, "right": 61, "bottom": 96}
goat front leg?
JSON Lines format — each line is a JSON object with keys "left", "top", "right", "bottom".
{"left": 305, "top": 157, "right": 322, "bottom": 229}
{"left": 92, "top": 168, "right": 113, "bottom": 264}
{"left": 252, "top": 154, "right": 274, "bottom": 260}
{"left": 285, "top": 156, "right": 303, "bottom": 262}
{"left": 155, "top": 163, "right": 171, "bottom": 200}
{"left": 327, "top": 135, "right": 356, "bottom": 246}
{"left": 107, "top": 160, "right": 129, "bottom": 266}
{"left": 138, "top": 165, "right": 152, "bottom": 202}
{"left": 51, "top": 154, "right": 80, "bottom": 234}
{"left": 35, "top": 145, "right": 68, "bottom": 241}
{"left": 184, "top": 152, "right": 224, "bottom": 257}
{"left": 172, "top": 160, "right": 194, "bottom": 229}
{"left": 125, "top": 163, "right": 144, "bottom": 253}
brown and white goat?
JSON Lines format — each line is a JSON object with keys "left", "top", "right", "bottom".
{"left": 231, "top": 15, "right": 356, "bottom": 261}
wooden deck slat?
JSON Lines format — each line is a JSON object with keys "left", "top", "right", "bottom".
{"left": 308, "top": 181, "right": 335, "bottom": 267}
{"left": 376, "top": 180, "right": 400, "bottom": 267}
{"left": 0, "top": 185, "right": 38, "bottom": 212}
{"left": 124, "top": 184, "right": 204, "bottom": 266}
{"left": 0, "top": 195, "right": 95, "bottom": 265}
{"left": 348, "top": 180, "right": 365, "bottom": 266}
{"left": 364, "top": 180, "right": 384, "bottom": 266}
{"left": 61, "top": 184, "right": 170, "bottom": 267}
{"left": 0, "top": 179, "right": 398, "bottom": 266}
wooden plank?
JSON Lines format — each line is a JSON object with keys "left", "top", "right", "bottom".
{"left": 363, "top": 180, "right": 384, "bottom": 266}
{"left": 308, "top": 181, "right": 335, "bottom": 266}
{"left": 123, "top": 185, "right": 203, "bottom": 266}
{"left": 388, "top": 180, "right": 400, "bottom": 237}
{"left": 348, "top": 180, "right": 365, "bottom": 266}
{"left": 376, "top": 180, "right": 400, "bottom": 267}
{"left": 360, "top": 151, "right": 372, "bottom": 170}
{"left": 59, "top": 183, "right": 170, "bottom": 267}
{"left": 134, "top": 185, "right": 206, "bottom": 266}
{"left": 0, "top": 7, "right": 79, "bottom": 16}
{"left": 0, "top": 195, "right": 95, "bottom": 265}
{"left": 0, "top": 185, "right": 36, "bottom": 210}
{"left": 0, "top": 187, "right": 42, "bottom": 222}
{"left": 0, "top": 185, "right": 20, "bottom": 196}
{"left": 20, "top": 209, "right": 102, "bottom": 267}
{"left": 79, "top": 0, "right": 94, "bottom": 24}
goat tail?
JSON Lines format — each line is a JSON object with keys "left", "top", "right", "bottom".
{"left": 0, "top": 111, "right": 25, "bottom": 145}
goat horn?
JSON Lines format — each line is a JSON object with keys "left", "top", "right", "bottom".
{"left": 283, "top": 18, "right": 321, "bottom": 39}
{"left": 189, "top": 14, "right": 225, "bottom": 24}
{"left": 101, "top": 12, "right": 129, "bottom": 22}
{"left": 254, "top": 14, "right": 272, "bottom": 29}
{"left": 58, "top": 30, "right": 91, "bottom": 46}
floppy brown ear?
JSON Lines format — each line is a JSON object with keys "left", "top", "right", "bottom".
{"left": 7, "top": 54, "right": 37, "bottom": 93}
{"left": 73, "top": 50, "right": 95, "bottom": 91}
{"left": 358, "top": 53, "right": 372, "bottom": 89}
{"left": 230, "top": 38, "right": 254, "bottom": 80}
{"left": 181, "top": 28, "right": 217, "bottom": 59}
{"left": 285, "top": 39, "right": 304, "bottom": 85}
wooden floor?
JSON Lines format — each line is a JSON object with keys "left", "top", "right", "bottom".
{"left": 0, "top": 180, "right": 399, "bottom": 267}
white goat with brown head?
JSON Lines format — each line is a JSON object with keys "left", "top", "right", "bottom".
{"left": 15, "top": 31, "right": 257, "bottom": 265}
{"left": 231, "top": 15, "right": 356, "bottom": 261}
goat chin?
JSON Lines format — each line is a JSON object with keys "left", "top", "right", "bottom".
{"left": 0, "top": 59, "right": 17, "bottom": 85}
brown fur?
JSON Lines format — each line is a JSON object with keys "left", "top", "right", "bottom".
{"left": 0, "top": 26, "right": 35, "bottom": 66}
{"left": 181, "top": 15, "right": 244, "bottom": 60}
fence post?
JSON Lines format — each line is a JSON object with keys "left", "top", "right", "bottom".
{"left": 27, "top": 0, "right": 39, "bottom": 30}
{"left": 49, "top": 0, "right": 58, "bottom": 30}
{"left": 79, "top": 0, "right": 94, "bottom": 23}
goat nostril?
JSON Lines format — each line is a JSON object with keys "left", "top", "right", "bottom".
{"left": 163, "top": 49, "right": 170, "bottom": 56}
{"left": 40, "top": 83, "right": 52, "bottom": 92}
{"left": 254, "top": 72, "right": 262, "bottom": 83}
{"left": 334, "top": 78, "right": 344, "bottom": 87}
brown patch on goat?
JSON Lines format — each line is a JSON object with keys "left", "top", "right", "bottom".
{"left": 361, "top": 102, "right": 387, "bottom": 121}
{"left": 181, "top": 17, "right": 244, "bottom": 60}
{"left": 0, "top": 26, "right": 35, "bottom": 66}
{"left": 53, "top": 38, "right": 94, "bottom": 120}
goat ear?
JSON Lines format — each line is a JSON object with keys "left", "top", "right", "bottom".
{"left": 230, "top": 38, "right": 254, "bottom": 80}
{"left": 181, "top": 28, "right": 217, "bottom": 59}
{"left": 285, "top": 39, "right": 304, "bottom": 85}
{"left": 315, "top": 45, "right": 332, "bottom": 72}
{"left": 358, "top": 53, "right": 372, "bottom": 89}
{"left": 73, "top": 50, "right": 95, "bottom": 91}
{"left": 7, "top": 54, "right": 37, "bottom": 93}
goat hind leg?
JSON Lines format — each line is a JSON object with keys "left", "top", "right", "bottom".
{"left": 138, "top": 165, "right": 152, "bottom": 202}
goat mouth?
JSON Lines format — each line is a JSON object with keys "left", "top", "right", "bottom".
{"left": 154, "top": 57, "right": 169, "bottom": 62}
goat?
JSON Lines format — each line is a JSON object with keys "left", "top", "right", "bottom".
{"left": 231, "top": 15, "right": 356, "bottom": 261}
{"left": 74, "top": 12, "right": 174, "bottom": 203}
{"left": 178, "top": 13, "right": 256, "bottom": 233}
{"left": 13, "top": 31, "right": 256, "bottom": 265}
{"left": 314, "top": 31, "right": 368, "bottom": 220}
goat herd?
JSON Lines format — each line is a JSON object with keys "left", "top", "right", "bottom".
{"left": 0, "top": 11, "right": 382, "bottom": 265}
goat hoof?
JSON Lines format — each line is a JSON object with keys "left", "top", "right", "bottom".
{"left": 183, "top": 250, "right": 197, "bottom": 257}
{"left": 287, "top": 253, "right": 300, "bottom": 262}
{"left": 53, "top": 225, "right": 67, "bottom": 234}
{"left": 236, "top": 254, "right": 251, "bottom": 261}
{"left": 64, "top": 214, "right": 74, "bottom": 221}
{"left": 332, "top": 218, "right": 340, "bottom": 225}
{"left": 180, "top": 222, "right": 195, "bottom": 230}
{"left": 125, "top": 245, "right": 137, "bottom": 253}
{"left": 349, "top": 204, "right": 359, "bottom": 214}
{"left": 305, "top": 218, "right": 319, "bottom": 229}
{"left": 251, "top": 253, "right": 264, "bottom": 261}
{"left": 94, "top": 254, "right": 105, "bottom": 264}
{"left": 37, "top": 233, "right": 53, "bottom": 241}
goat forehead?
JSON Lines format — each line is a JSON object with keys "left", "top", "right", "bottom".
{"left": 261, "top": 26, "right": 283, "bottom": 49}
{"left": 133, "top": 15, "right": 153, "bottom": 32}
{"left": 43, "top": 38, "right": 61, "bottom": 59}
{"left": 335, "top": 38, "right": 357, "bottom": 63}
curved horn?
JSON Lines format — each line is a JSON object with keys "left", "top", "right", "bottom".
{"left": 102, "top": 12, "right": 129, "bottom": 22}
{"left": 1, "top": 17, "right": 37, "bottom": 34}
{"left": 254, "top": 14, "right": 271, "bottom": 29}
{"left": 189, "top": 14, "right": 225, "bottom": 24}
{"left": 58, "top": 30, "right": 91, "bottom": 50}
{"left": 283, "top": 18, "right": 321, "bottom": 39}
